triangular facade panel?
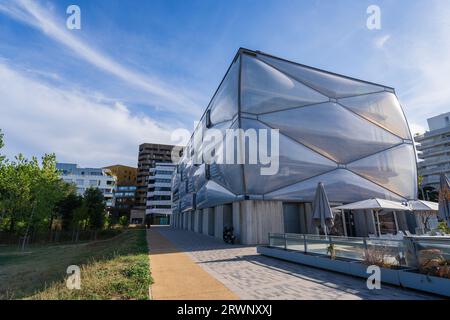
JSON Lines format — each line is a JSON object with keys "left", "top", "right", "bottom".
{"left": 347, "top": 144, "right": 416, "bottom": 199}
{"left": 209, "top": 58, "right": 240, "bottom": 125}
{"left": 196, "top": 180, "right": 237, "bottom": 209}
{"left": 258, "top": 54, "right": 386, "bottom": 99}
{"left": 241, "top": 54, "right": 328, "bottom": 114}
{"left": 259, "top": 102, "right": 403, "bottom": 164}
{"left": 240, "top": 118, "right": 337, "bottom": 194}
{"left": 338, "top": 91, "right": 412, "bottom": 139}
{"left": 265, "top": 169, "right": 406, "bottom": 202}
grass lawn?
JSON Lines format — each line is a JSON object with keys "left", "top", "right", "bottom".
{"left": 0, "top": 229, "right": 152, "bottom": 300}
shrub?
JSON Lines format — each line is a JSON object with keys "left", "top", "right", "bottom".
{"left": 363, "top": 246, "right": 396, "bottom": 269}
{"left": 418, "top": 248, "right": 450, "bottom": 279}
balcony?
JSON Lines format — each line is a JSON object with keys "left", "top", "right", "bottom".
{"left": 417, "top": 156, "right": 450, "bottom": 168}
{"left": 420, "top": 145, "right": 450, "bottom": 158}
{"left": 145, "top": 208, "right": 173, "bottom": 215}
{"left": 154, "top": 182, "right": 172, "bottom": 188}
{"left": 419, "top": 165, "right": 450, "bottom": 176}
{"left": 154, "top": 174, "right": 173, "bottom": 180}
{"left": 416, "top": 136, "right": 450, "bottom": 150}
{"left": 146, "top": 200, "right": 172, "bottom": 206}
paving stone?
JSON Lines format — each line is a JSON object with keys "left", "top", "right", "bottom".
{"left": 155, "top": 226, "right": 438, "bottom": 300}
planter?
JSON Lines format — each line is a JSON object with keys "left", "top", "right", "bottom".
{"left": 312, "top": 256, "right": 351, "bottom": 274}
{"left": 257, "top": 246, "right": 317, "bottom": 265}
{"left": 258, "top": 246, "right": 350, "bottom": 274}
{"left": 348, "top": 261, "right": 403, "bottom": 286}
{"left": 399, "top": 270, "right": 450, "bottom": 297}
{"left": 258, "top": 245, "right": 450, "bottom": 297}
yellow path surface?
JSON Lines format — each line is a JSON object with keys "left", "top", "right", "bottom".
{"left": 147, "top": 228, "right": 239, "bottom": 300}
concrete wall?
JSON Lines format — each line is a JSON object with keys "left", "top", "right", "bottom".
{"left": 198, "top": 210, "right": 203, "bottom": 234}
{"left": 202, "top": 208, "right": 213, "bottom": 236}
{"left": 190, "top": 212, "right": 195, "bottom": 231}
{"left": 232, "top": 202, "right": 241, "bottom": 243}
{"left": 237, "top": 200, "right": 284, "bottom": 245}
{"left": 173, "top": 203, "right": 418, "bottom": 242}
{"left": 194, "top": 210, "right": 200, "bottom": 233}
{"left": 214, "top": 205, "right": 224, "bottom": 239}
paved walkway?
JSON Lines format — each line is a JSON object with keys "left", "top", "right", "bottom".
{"left": 147, "top": 228, "right": 238, "bottom": 300}
{"left": 148, "top": 226, "right": 436, "bottom": 300}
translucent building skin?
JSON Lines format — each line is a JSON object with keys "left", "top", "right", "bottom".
{"left": 172, "top": 48, "right": 417, "bottom": 215}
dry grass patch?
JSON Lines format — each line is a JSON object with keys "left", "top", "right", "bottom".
{"left": 0, "top": 229, "right": 152, "bottom": 300}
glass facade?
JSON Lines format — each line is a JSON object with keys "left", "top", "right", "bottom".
{"left": 172, "top": 49, "right": 417, "bottom": 212}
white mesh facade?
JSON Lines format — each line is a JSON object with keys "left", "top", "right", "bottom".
{"left": 172, "top": 48, "right": 417, "bottom": 214}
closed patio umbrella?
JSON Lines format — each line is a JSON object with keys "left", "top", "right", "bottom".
{"left": 438, "top": 174, "right": 450, "bottom": 228}
{"left": 312, "top": 182, "right": 334, "bottom": 235}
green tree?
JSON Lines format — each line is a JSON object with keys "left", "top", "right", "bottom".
{"left": 83, "top": 187, "right": 106, "bottom": 239}
{"left": 56, "top": 191, "right": 83, "bottom": 231}
{"left": 119, "top": 215, "right": 129, "bottom": 227}
{"left": 0, "top": 130, "right": 109, "bottom": 246}
{"left": 20, "top": 154, "right": 68, "bottom": 248}
{"left": 0, "top": 154, "right": 37, "bottom": 233}
{"left": 0, "top": 129, "right": 4, "bottom": 163}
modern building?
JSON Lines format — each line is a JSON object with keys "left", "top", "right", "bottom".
{"left": 57, "top": 163, "right": 116, "bottom": 207}
{"left": 415, "top": 112, "right": 450, "bottom": 189}
{"left": 103, "top": 165, "right": 137, "bottom": 222}
{"left": 135, "top": 143, "right": 182, "bottom": 221}
{"left": 171, "top": 48, "right": 417, "bottom": 244}
{"left": 146, "top": 163, "right": 176, "bottom": 225}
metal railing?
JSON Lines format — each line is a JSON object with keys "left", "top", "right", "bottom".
{"left": 268, "top": 233, "right": 450, "bottom": 269}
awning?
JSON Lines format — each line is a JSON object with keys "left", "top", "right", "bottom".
{"left": 407, "top": 200, "right": 439, "bottom": 212}
{"left": 334, "top": 198, "right": 409, "bottom": 211}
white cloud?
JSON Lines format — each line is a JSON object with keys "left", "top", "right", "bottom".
{"left": 374, "top": 34, "right": 391, "bottom": 49}
{"left": 408, "top": 122, "right": 426, "bottom": 136}
{"left": 0, "top": 0, "right": 202, "bottom": 116}
{"left": 0, "top": 62, "right": 177, "bottom": 167}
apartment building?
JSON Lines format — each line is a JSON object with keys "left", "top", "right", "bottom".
{"left": 103, "top": 164, "right": 137, "bottom": 222}
{"left": 415, "top": 112, "right": 450, "bottom": 189}
{"left": 56, "top": 163, "right": 116, "bottom": 207}
{"left": 134, "top": 143, "right": 182, "bottom": 222}
{"left": 146, "top": 163, "right": 176, "bottom": 225}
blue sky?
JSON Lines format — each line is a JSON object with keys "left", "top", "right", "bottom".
{"left": 0, "top": 0, "right": 449, "bottom": 167}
